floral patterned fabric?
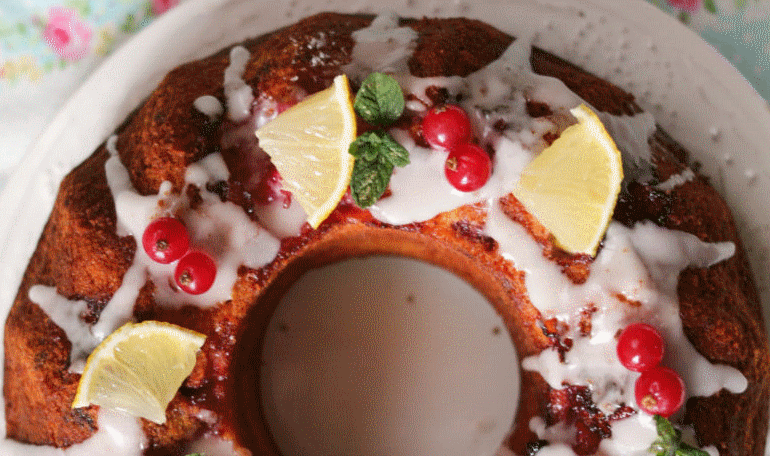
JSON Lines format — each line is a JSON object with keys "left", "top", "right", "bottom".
{"left": 0, "top": 0, "right": 182, "bottom": 190}
{"left": 0, "top": 0, "right": 768, "bottom": 192}
{"left": 1, "top": 0, "right": 177, "bottom": 81}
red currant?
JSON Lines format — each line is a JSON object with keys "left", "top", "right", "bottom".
{"left": 142, "top": 217, "right": 190, "bottom": 264}
{"left": 422, "top": 104, "right": 472, "bottom": 150}
{"left": 617, "top": 323, "right": 665, "bottom": 372}
{"left": 174, "top": 251, "right": 217, "bottom": 295}
{"left": 444, "top": 143, "right": 492, "bottom": 192}
{"left": 634, "top": 366, "right": 685, "bottom": 417}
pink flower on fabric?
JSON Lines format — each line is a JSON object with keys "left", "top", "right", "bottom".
{"left": 43, "top": 7, "right": 92, "bottom": 61}
{"left": 152, "top": 0, "right": 179, "bottom": 15}
{"left": 667, "top": 0, "right": 700, "bottom": 12}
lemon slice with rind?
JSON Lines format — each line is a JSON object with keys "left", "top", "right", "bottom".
{"left": 72, "top": 321, "right": 205, "bottom": 424}
{"left": 513, "top": 104, "right": 624, "bottom": 256}
{"left": 256, "top": 74, "right": 357, "bottom": 228}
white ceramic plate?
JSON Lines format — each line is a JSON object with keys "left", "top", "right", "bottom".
{"left": 1, "top": 0, "right": 768, "bottom": 451}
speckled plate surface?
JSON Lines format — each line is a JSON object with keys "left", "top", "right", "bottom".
{"left": 0, "top": 0, "right": 768, "bottom": 451}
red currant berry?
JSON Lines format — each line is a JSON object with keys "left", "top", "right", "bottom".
{"left": 634, "top": 366, "right": 685, "bottom": 417}
{"left": 142, "top": 217, "right": 190, "bottom": 264}
{"left": 422, "top": 104, "right": 472, "bottom": 150}
{"left": 174, "top": 251, "right": 217, "bottom": 295}
{"left": 617, "top": 323, "right": 665, "bottom": 372}
{"left": 444, "top": 143, "right": 492, "bottom": 192}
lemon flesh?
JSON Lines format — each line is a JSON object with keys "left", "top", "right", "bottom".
{"left": 72, "top": 321, "right": 205, "bottom": 424}
{"left": 256, "top": 74, "right": 357, "bottom": 228}
{"left": 513, "top": 104, "right": 624, "bottom": 256}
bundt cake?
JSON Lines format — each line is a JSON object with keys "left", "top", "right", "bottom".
{"left": 4, "top": 11, "right": 769, "bottom": 456}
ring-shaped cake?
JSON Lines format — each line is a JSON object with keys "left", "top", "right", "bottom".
{"left": 4, "top": 12, "right": 768, "bottom": 456}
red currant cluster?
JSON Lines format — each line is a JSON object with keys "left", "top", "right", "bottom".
{"left": 616, "top": 323, "right": 685, "bottom": 418}
{"left": 142, "top": 217, "right": 217, "bottom": 295}
{"left": 421, "top": 104, "right": 492, "bottom": 192}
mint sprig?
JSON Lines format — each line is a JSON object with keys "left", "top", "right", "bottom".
{"left": 650, "top": 415, "right": 709, "bottom": 456}
{"left": 348, "top": 73, "right": 409, "bottom": 208}
{"left": 350, "top": 131, "right": 409, "bottom": 166}
{"left": 349, "top": 131, "right": 409, "bottom": 207}
{"left": 354, "top": 73, "right": 405, "bottom": 126}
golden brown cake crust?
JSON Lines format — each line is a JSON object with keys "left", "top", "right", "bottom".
{"left": 4, "top": 12, "right": 768, "bottom": 456}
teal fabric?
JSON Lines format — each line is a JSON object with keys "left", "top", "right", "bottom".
{"left": 646, "top": 0, "right": 770, "bottom": 100}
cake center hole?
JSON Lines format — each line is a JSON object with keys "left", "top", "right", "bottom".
{"left": 260, "top": 256, "right": 520, "bottom": 456}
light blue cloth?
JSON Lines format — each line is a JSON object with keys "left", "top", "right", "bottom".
{"left": 648, "top": 0, "right": 770, "bottom": 100}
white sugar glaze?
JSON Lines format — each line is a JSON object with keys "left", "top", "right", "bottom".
{"left": 194, "top": 94, "right": 225, "bottom": 120}
{"left": 4, "top": 3, "right": 760, "bottom": 454}
{"left": 108, "top": 139, "right": 281, "bottom": 309}
{"left": 596, "top": 414, "right": 719, "bottom": 456}
{"left": 0, "top": 410, "right": 145, "bottom": 456}
{"left": 224, "top": 46, "right": 255, "bottom": 122}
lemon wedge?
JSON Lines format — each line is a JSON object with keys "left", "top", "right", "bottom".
{"left": 513, "top": 104, "right": 624, "bottom": 256}
{"left": 72, "top": 321, "right": 205, "bottom": 424}
{"left": 255, "top": 74, "right": 357, "bottom": 228}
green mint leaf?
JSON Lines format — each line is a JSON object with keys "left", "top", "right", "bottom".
{"left": 676, "top": 442, "right": 710, "bottom": 456}
{"left": 350, "top": 154, "right": 394, "bottom": 208}
{"left": 185, "top": 453, "right": 205, "bottom": 456}
{"left": 349, "top": 132, "right": 381, "bottom": 161}
{"left": 376, "top": 132, "right": 410, "bottom": 167}
{"left": 703, "top": 0, "right": 717, "bottom": 13}
{"left": 354, "top": 73, "right": 405, "bottom": 126}
{"left": 351, "top": 131, "right": 409, "bottom": 166}
{"left": 653, "top": 415, "right": 679, "bottom": 443}
{"left": 347, "top": 131, "right": 410, "bottom": 208}
{"left": 650, "top": 416, "right": 709, "bottom": 456}
{"left": 348, "top": 75, "right": 409, "bottom": 208}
